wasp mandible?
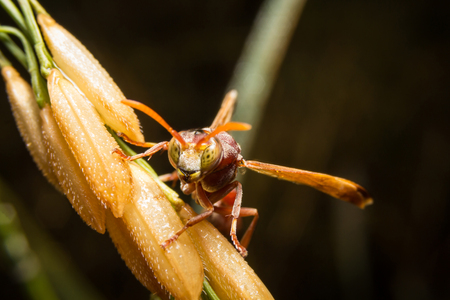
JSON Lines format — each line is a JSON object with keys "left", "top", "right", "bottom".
{"left": 113, "top": 90, "right": 372, "bottom": 257}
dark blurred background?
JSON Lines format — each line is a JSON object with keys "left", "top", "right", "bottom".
{"left": 0, "top": 0, "right": 449, "bottom": 299}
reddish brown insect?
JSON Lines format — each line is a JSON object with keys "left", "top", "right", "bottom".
{"left": 114, "top": 90, "right": 372, "bottom": 257}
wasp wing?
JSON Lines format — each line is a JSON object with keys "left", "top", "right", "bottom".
{"left": 242, "top": 160, "right": 373, "bottom": 208}
{"left": 210, "top": 90, "right": 238, "bottom": 129}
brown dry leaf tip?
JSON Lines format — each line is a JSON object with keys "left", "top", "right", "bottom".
{"left": 37, "top": 14, "right": 144, "bottom": 143}
{"left": 120, "top": 163, "right": 203, "bottom": 300}
{"left": 47, "top": 68, "right": 133, "bottom": 218}
{"left": 180, "top": 205, "right": 274, "bottom": 300}
{"left": 41, "top": 106, "right": 106, "bottom": 233}
{"left": 105, "top": 211, "right": 170, "bottom": 300}
{"left": 1, "top": 65, "right": 61, "bottom": 191}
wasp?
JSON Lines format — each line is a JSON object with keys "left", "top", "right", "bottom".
{"left": 113, "top": 90, "right": 372, "bottom": 257}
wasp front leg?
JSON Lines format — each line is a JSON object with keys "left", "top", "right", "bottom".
{"left": 158, "top": 170, "right": 179, "bottom": 188}
{"left": 213, "top": 204, "right": 259, "bottom": 251}
{"left": 161, "top": 183, "right": 214, "bottom": 249}
{"left": 113, "top": 141, "right": 169, "bottom": 161}
{"left": 204, "top": 181, "right": 249, "bottom": 257}
{"left": 116, "top": 132, "right": 157, "bottom": 148}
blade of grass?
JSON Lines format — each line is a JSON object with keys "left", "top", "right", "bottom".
{"left": 228, "top": 0, "right": 308, "bottom": 157}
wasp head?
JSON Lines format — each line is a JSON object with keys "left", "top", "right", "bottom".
{"left": 168, "top": 129, "right": 223, "bottom": 183}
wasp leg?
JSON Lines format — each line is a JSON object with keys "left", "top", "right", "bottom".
{"left": 162, "top": 181, "right": 250, "bottom": 257}
{"left": 209, "top": 182, "right": 247, "bottom": 257}
{"left": 161, "top": 183, "right": 214, "bottom": 250}
{"left": 213, "top": 205, "right": 258, "bottom": 250}
{"left": 211, "top": 186, "right": 259, "bottom": 249}
{"left": 116, "top": 132, "right": 157, "bottom": 148}
{"left": 202, "top": 181, "right": 248, "bottom": 257}
{"left": 158, "top": 170, "right": 179, "bottom": 187}
{"left": 112, "top": 141, "right": 169, "bottom": 161}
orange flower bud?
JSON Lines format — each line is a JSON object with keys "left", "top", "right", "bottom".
{"left": 180, "top": 205, "right": 274, "bottom": 300}
{"left": 119, "top": 163, "right": 203, "bottom": 300}
{"left": 41, "top": 105, "right": 106, "bottom": 233}
{"left": 1, "top": 66, "right": 60, "bottom": 190}
{"left": 47, "top": 68, "right": 132, "bottom": 218}
{"left": 37, "top": 14, "right": 144, "bottom": 143}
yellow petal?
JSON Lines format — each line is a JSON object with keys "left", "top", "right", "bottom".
{"left": 38, "top": 14, "right": 144, "bottom": 143}
{"left": 1, "top": 66, "right": 60, "bottom": 190}
{"left": 121, "top": 163, "right": 203, "bottom": 300}
{"left": 41, "top": 105, "right": 106, "bottom": 233}
{"left": 47, "top": 68, "right": 133, "bottom": 218}
{"left": 180, "top": 205, "right": 274, "bottom": 300}
{"left": 106, "top": 210, "right": 170, "bottom": 299}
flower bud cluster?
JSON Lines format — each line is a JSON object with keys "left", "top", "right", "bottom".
{"left": 2, "top": 14, "right": 204, "bottom": 298}
{"left": 2, "top": 5, "right": 273, "bottom": 299}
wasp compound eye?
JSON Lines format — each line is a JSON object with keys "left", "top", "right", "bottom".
{"left": 168, "top": 138, "right": 181, "bottom": 167}
{"left": 201, "top": 139, "right": 222, "bottom": 173}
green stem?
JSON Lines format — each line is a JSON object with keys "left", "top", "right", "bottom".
{"left": 0, "top": 0, "right": 28, "bottom": 35}
{"left": 0, "top": 31, "right": 27, "bottom": 68}
{"left": 17, "top": 0, "right": 53, "bottom": 78}
{"left": 202, "top": 278, "right": 220, "bottom": 300}
{"left": 0, "top": 26, "right": 49, "bottom": 108}
{"left": 0, "top": 49, "right": 12, "bottom": 67}
{"left": 18, "top": 0, "right": 43, "bottom": 45}
{"left": 228, "top": 0, "right": 308, "bottom": 157}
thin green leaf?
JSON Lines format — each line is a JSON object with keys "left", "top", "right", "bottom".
{"left": 0, "top": 0, "right": 28, "bottom": 34}
{"left": 0, "top": 31, "right": 27, "bottom": 68}
{"left": 0, "top": 25, "right": 49, "bottom": 108}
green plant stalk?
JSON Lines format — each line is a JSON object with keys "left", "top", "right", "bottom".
{"left": 0, "top": 26, "right": 49, "bottom": 108}
{"left": 0, "top": 0, "right": 28, "bottom": 35}
{"left": 202, "top": 278, "right": 220, "bottom": 300}
{"left": 228, "top": 0, "right": 307, "bottom": 157}
{"left": 0, "top": 31, "right": 27, "bottom": 68}
{"left": 17, "top": 0, "right": 53, "bottom": 77}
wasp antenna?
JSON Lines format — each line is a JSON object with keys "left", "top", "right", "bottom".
{"left": 121, "top": 99, "right": 187, "bottom": 146}
{"left": 196, "top": 122, "right": 251, "bottom": 147}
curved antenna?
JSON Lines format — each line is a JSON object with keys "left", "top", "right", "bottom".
{"left": 196, "top": 122, "right": 251, "bottom": 148}
{"left": 121, "top": 99, "right": 187, "bottom": 146}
